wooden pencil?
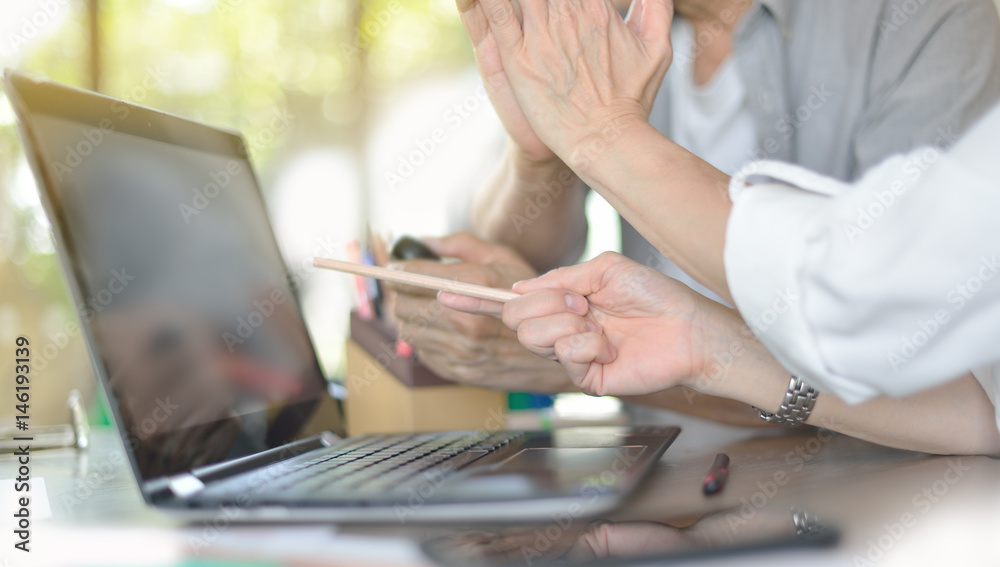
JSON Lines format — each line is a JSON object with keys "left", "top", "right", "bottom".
{"left": 313, "top": 257, "right": 519, "bottom": 303}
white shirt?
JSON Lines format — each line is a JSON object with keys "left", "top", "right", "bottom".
{"left": 639, "top": 18, "right": 757, "bottom": 303}
{"left": 724, "top": 103, "right": 1000, "bottom": 432}
{"left": 666, "top": 19, "right": 758, "bottom": 175}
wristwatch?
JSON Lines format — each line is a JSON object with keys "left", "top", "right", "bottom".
{"left": 791, "top": 507, "right": 825, "bottom": 537}
{"left": 754, "top": 375, "right": 818, "bottom": 427}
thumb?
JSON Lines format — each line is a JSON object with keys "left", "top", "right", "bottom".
{"left": 513, "top": 252, "right": 628, "bottom": 297}
{"left": 625, "top": 0, "right": 673, "bottom": 50}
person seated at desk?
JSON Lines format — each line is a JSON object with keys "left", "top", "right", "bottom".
{"left": 435, "top": 0, "right": 1000, "bottom": 456}
{"left": 386, "top": 0, "right": 1000, "bottom": 426}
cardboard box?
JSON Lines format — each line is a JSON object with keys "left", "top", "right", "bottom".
{"left": 344, "top": 312, "right": 507, "bottom": 436}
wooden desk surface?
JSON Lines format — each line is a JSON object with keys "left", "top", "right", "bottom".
{"left": 3, "top": 411, "right": 999, "bottom": 566}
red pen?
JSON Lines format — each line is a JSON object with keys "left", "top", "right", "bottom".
{"left": 703, "top": 453, "right": 730, "bottom": 495}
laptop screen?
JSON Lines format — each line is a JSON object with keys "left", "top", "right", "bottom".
{"left": 7, "top": 73, "right": 344, "bottom": 481}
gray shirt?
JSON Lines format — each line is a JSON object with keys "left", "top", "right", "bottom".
{"left": 622, "top": 0, "right": 1000, "bottom": 298}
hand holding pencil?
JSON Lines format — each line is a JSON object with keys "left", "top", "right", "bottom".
{"left": 319, "top": 233, "right": 574, "bottom": 392}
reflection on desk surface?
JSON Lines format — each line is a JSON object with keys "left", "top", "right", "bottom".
{"left": 3, "top": 423, "right": 1000, "bottom": 566}
{"left": 421, "top": 505, "right": 837, "bottom": 566}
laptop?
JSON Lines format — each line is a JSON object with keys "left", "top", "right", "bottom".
{"left": 3, "top": 69, "right": 679, "bottom": 523}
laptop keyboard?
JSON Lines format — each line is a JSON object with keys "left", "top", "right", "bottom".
{"left": 203, "top": 431, "right": 525, "bottom": 499}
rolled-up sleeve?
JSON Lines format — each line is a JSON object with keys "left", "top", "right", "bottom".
{"left": 725, "top": 107, "right": 1000, "bottom": 403}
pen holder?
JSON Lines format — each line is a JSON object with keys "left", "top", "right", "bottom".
{"left": 344, "top": 312, "right": 507, "bottom": 436}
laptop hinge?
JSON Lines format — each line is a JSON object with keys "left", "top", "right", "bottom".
{"left": 145, "top": 432, "right": 341, "bottom": 501}
{"left": 167, "top": 473, "right": 206, "bottom": 500}
{"left": 188, "top": 432, "right": 338, "bottom": 486}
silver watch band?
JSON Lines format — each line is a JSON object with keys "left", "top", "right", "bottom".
{"left": 791, "top": 507, "right": 825, "bottom": 537}
{"left": 754, "top": 375, "right": 818, "bottom": 427}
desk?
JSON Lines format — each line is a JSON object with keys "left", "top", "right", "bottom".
{"left": 2, "top": 411, "right": 999, "bottom": 566}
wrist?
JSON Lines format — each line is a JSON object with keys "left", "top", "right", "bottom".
{"left": 686, "top": 302, "right": 787, "bottom": 403}
{"left": 564, "top": 112, "right": 653, "bottom": 179}
{"left": 683, "top": 299, "right": 738, "bottom": 394}
{"left": 507, "top": 146, "right": 579, "bottom": 194}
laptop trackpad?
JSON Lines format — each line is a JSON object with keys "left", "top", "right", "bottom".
{"left": 497, "top": 447, "right": 644, "bottom": 471}
{"left": 443, "top": 447, "right": 647, "bottom": 498}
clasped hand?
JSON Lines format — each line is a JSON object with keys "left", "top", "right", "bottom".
{"left": 457, "top": 0, "right": 675, "bottom": 166}
{"left": 439, "top": 252, "right": 709, "bottom": 396}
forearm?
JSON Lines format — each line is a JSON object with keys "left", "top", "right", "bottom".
{"left": 621, "top": 390, "right": 768, "bottom": 427}
{"left": 691, "top": 302, "right": 1000, "bottom": 457}
{"left": 807, "top": 374, "right": 1000, "bottom": 457}
{"left": 569, "top": 120, "right": 734, "bottom": 301}
{"left": 472, "top": 144, "right": 588, "bottom": 272}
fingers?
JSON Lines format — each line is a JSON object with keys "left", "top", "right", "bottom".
{"left": 393, "top": 292, "right": 505, "bottom": 339}
{"left": 516, "top": 0, "right": 546, "bottom": 35}
{"left": 624, "top": 0, "right": 644, "bottom": 36}
{"left": 625, "top": 0, "right": 674, "bottom": 50}
{"left": 422, "top": 231, "right": 526, "bottom": 265}
{"left": 623, "top": 0, "right": 674, "bottom": 110}
{"left": 555, "top": 332, "right": 617, "bottom": 365}
{"left": 401, "top": 324, "right": 495, "bottom": 365}
{"left": 457, "top": 0, "right": 491, "bottom": 48}
{"left": 381, "top": 260, "right": 442, "bottom": 297}
{"left": 499, "top": 288, "right": 613, "bottom": 381}
{"left": 554, "top": 332, "right": 616, "bottom": 390}
{"left": 502, "top": 288, "right": 588, "bottom": 330}
{"left": 513, "top": 251, "right": 629, "bottom": 296}
{"left": 516, "top": 312, "right": 596, "bottom": 359}
{"left": 479, "top": 0, "right": 525, "bottom": 51}
{"left": 383, "top": 257, "right": 501, "bottom": 297}
{"left": 437, "top": 290, "right": 504, "bottom": 317}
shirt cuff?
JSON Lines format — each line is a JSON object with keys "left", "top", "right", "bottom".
{"left": 724, "top": 162, "right": 879, "bottom": 403}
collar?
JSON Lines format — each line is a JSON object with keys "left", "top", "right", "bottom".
{"left": 755, "top": 0, "right": 794, "bottom": 29}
